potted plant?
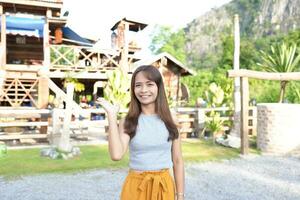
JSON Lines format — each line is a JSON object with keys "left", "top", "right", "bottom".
{"left": 203, "top": 82, "right": 226, "bottom": 143}
{"left": 205, "top": 112, "right": 224, "bottom": 144}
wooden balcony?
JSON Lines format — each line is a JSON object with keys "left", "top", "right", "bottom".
{"left": 48, "top": 45, "right": 137, "bottom": 79}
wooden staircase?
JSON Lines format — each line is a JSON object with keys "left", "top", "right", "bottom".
{"left": 0, "top": 76, "right": 39, "bottom": 107}
{"left": 0, "top": 71, "right": 50, "bottom": 144}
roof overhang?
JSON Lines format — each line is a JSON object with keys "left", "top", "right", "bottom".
{"left": 111, "top": 17, "right": 147, "bottom": 32}
{"left": 1, "top": 15, "right": 45, "bottom": 37}
{"left": 61, "top": 27, "right": 93, "bottom": 47}
{"left": 134, "top": 52, "right": 195, "bottom": 76}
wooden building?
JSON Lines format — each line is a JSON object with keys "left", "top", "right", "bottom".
{"left": 0, "top": 0, "right": 194, "bottom": 144}
{"left": 134, "top": 52, "right": 194, "bottom": 103}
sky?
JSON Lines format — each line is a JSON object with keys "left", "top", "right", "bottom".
{"left": 62, "top": 0, "right": 232, "bottom": 55}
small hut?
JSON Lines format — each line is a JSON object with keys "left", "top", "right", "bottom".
{"left": 134, "top": 52, "right": 195, "bottom": 104}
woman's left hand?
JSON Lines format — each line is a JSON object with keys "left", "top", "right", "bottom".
{"left": 177, "top": 196, "right": 184, "bottom": 200}
{"left": 96, "top": 98, "right": 120, "bottom": 116}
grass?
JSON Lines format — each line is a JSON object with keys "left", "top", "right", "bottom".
{"left": 0, "top": 139, "right": 258, "bottom": 178}
{"left": 182, "top": 139, "right": 240, "bottom": 162}
{"left": 0, "top": 145, "right": 128, "bottom": 178}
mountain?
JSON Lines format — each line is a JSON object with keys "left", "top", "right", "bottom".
{"left": 185, "top": 0, "right": 300, "bottom": 69}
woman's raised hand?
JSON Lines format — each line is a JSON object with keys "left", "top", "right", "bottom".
{"left": 96, "top": 98, "right": 120, "bottom": 116}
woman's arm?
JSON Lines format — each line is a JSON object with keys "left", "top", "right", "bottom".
{"left": 172, "top": 137, "right": 185, "bottom": 200}
{"left": 97, "top": 98, "right": 130, "bottom": 161}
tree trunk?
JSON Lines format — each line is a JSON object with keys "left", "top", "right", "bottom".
{"left": 279, "top": 81, "right": 288, "bottom": 103}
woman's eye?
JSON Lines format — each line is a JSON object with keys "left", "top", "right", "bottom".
{"left": 135, "top": 84, "right": 141, "bottom": 88}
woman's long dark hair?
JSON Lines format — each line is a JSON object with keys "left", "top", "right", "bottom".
{"left": 124, "top": 65, "right": 179, "bottom": 141}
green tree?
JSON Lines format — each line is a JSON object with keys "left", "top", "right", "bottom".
{"left": 149, "top": 25, "right": 187, "bottom": 63}
{"left": 257, "top": 42, "right": 300, "bottom": 103}
{"left": 181, "top": 70, "right": 213, "bottom": 106}
{"left": 284, "top": 29, "right": 300, "bottom": 48}
{"left": 218, "top": 35, "right": 234, "bottom": 70}
{"left": 219, "top": 35, "right": 259, "bottom": 70}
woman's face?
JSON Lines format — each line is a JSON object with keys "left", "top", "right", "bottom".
{"left": 134, "top": 72, "right": 158, "bottom": 106}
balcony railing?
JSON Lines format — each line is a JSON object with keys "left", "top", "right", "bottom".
{"left": 49, "top": 45, "right": 123, "bottom": 72}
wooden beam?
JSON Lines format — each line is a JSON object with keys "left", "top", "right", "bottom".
{"left": 0, "top": 0, "right": 63, "bottom": 9}
{"left": 0, "top": 121, "right": 48, "bottom": 127}
{"left": 5, "top": 64, "right": 42, "bottom": 72}
{"left": 47, "top": 78, "right": 83, "bottom": 112}
{"left": 0, "top": 113, "right": 46, "bottom": 118}
{"left": 0, "top": 108, "right": 49, "bottom": 114}
{"left": 240, "top": 77, "right": 249, "bottom": 155}
{"left": 48, "top": 71, "right": 107, "bottom": 79}
{"left": 50, "top": 36, "right": 92, "bottom": 46}
{"left": 47, "top": 17, "right": 67, "bottom": 24}
{"left": 228, "top": 69, "right": 300, "bottom": 81}
{"left": 5, "top": 71, "right": 37, "bottom": 79}
{"left": 0, "top": 134, "right": 48, "bottom": 140}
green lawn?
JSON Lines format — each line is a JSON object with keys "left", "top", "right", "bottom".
{"left": 0, "top": 139, "right": 257, "bottom": 178}
{"left": 182, "top": 139, "right": 240, "bottom": 162}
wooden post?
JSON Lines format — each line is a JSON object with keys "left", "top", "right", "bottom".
{"left": 0, "top": 69, "right": 5, "bottom": 96}
{"left": 52, "top": 108, "right": 61, "bottom": 135}
{"left": 46, "top": 9, "right": 52, "bottom": 18}
{"left": 252, "top": 107, "right": 257, "bottom": 136}
{"left": 1, "top": 11, "right": 6, "bottom": 68}
{"left": 230, "top": 14, "right": 241, "bottom": 138}
{"left": 240, "top": 77, "right": 249, "bottom": 154}
{"left": 176, "top": 74, "right": 181, "bottom": 103}
{"left": 48, "top": 108, "right": 62, "bottom": 146}
{"left": 58, "top": 83, "right": 74, "bottom": 152}
{"left": 38, "top": 72, "right": 49, "bottom": 134}
{"left": 44, "top": 9, "right": 51, "bottom": 69}
{"left": 38, "top": 75, "right": 49, "bottom": 109}
{"left": 119, "top": 21, "right": 129, "bottom": 73}
{"left": 196, "top": 108, "right": 205, "bottom": 137}
{"left": 37, "top": 9, "right": 51, "bottom": 134}
{"left": 39, "top": 8, "right": 51, "bottom": 109}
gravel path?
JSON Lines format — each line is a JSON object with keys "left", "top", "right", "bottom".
{"left": 1, "top": 154, "right": 300, "bottom": 200}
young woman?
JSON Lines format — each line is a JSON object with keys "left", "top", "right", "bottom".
{"left": 98, "top": 65, "right": 185, "bottom": 200}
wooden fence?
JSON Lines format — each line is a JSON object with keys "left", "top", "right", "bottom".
{"left": 0, "top": 106, "right": 257, "bottom": 144}
{"left": 175, "top": 106, "right": 257, "bottom": 138}
{"left": 48, "top": 106, "right": 257, "bottom": 139}
{"left": 0, "top": 107, "right": 50, "bottom": 141}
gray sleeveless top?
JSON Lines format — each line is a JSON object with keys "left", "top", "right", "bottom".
{"left": 129, "top": 114, "right": 173, "bottom": 171}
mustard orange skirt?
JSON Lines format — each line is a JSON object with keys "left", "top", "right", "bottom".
{"left": 121, "top": 169, "right": 175, "bottom": 200}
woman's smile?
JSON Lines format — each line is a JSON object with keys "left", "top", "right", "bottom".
{"left": 134, "top": 72, "right": 158, "bottom": 106}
